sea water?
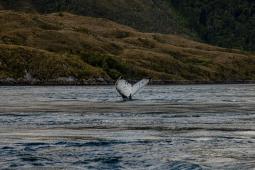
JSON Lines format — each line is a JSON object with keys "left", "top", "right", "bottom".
{"left": 0, "top": 85, "right": 255, "bottom": 169}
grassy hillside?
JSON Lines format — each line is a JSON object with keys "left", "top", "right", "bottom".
{"left": 0, "top": 0, "right": 254, "bottom": 51}
{"left": 0, "top": 0, "right": 193, "bottom": 37}
{"left": 0, "top": 44, "right": 108, "bottom": 81}
{"left": 0, "top": 11, "right": 255, "bottom": 84}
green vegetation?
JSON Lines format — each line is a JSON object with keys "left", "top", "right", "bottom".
{"left": 1, "top": 0, "right": 254, "bottom": 51}
{"left": 0, "top": 0, "right": 194, "bottom": 36}
{"left": 0, "top": 11, "right": 255, "bottom": 83}
{"left": 0, "top": 45, "right": 107, "bottom": 81}
{"left": 170, "top": 0, "right": 255, "bottom": 51}
{"left": 80, "top": 53, "right": 140, "bottom": 79}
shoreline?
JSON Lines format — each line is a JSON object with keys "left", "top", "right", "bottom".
{"left": 1, "top": 80, "right": 255, "bottom": 86}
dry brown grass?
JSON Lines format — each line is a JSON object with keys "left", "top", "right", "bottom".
{"left": 0, "top": 10, "right": 255, "bottom": 81}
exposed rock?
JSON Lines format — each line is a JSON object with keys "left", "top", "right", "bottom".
{"left": 96, "top": 77, "right": 105, "bottom": 82}
{"left": 5, "top": 77, "right": 15, "bottom": 82}
{"left": 0, "top": 77, "right": 16, "bottom": 85}
{"left": 24, "top": 70, "right": 33, "bottom": 81}
{"left": 56, "top": 76, "right": 76, "bottom": 82}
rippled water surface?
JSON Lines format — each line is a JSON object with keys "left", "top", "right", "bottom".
{"left": 0, "top": 85, "right": 255, "bottom": 169}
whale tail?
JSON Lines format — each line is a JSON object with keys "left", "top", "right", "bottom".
{"left": 115, "top": 77, "right": 151, "bottom": 100}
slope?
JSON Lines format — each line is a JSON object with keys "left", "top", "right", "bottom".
{"left": 0, "top": 11, "right": 255, "bottom": 84}
{"left": 0, "top": 0, "right": 192, "bottom": 36}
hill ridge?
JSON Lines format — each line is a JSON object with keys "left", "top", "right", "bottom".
{"left": 0, "top": 11, "right": 255, "bottom": 84}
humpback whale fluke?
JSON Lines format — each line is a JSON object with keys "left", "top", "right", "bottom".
{"left": 115, "top": 77, "right": 151, "bottom": 100}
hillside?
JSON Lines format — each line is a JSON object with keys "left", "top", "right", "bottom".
{"left": 0, "top": 0, "right": 254, "bottom": 51}
{"left": 0, "top": 11, "right": 255, "bottom": 84}
{"left": 0, "top": 0, "right": 192, "bottom": 37}
{"left": 171, "top": 0, "right": 255, "bottom": 51}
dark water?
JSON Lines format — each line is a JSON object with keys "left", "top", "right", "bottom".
{"left": 0, "top": 85, "right": 255, "bottom": 169}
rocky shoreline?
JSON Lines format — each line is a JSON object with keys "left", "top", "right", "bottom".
{"left": 0, "top": 77, "right": 113, "bottom": 86}
{"left": 1, "top": 77, "right": 255, "bottom": 86}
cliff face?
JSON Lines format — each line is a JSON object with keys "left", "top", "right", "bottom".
{"left": 1, "top": 11, "right": 255, "bottom": 84}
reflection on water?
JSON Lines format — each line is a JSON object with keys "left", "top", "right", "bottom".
{"left": 0, "top": 85, "right": 255, "bottom": 169}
